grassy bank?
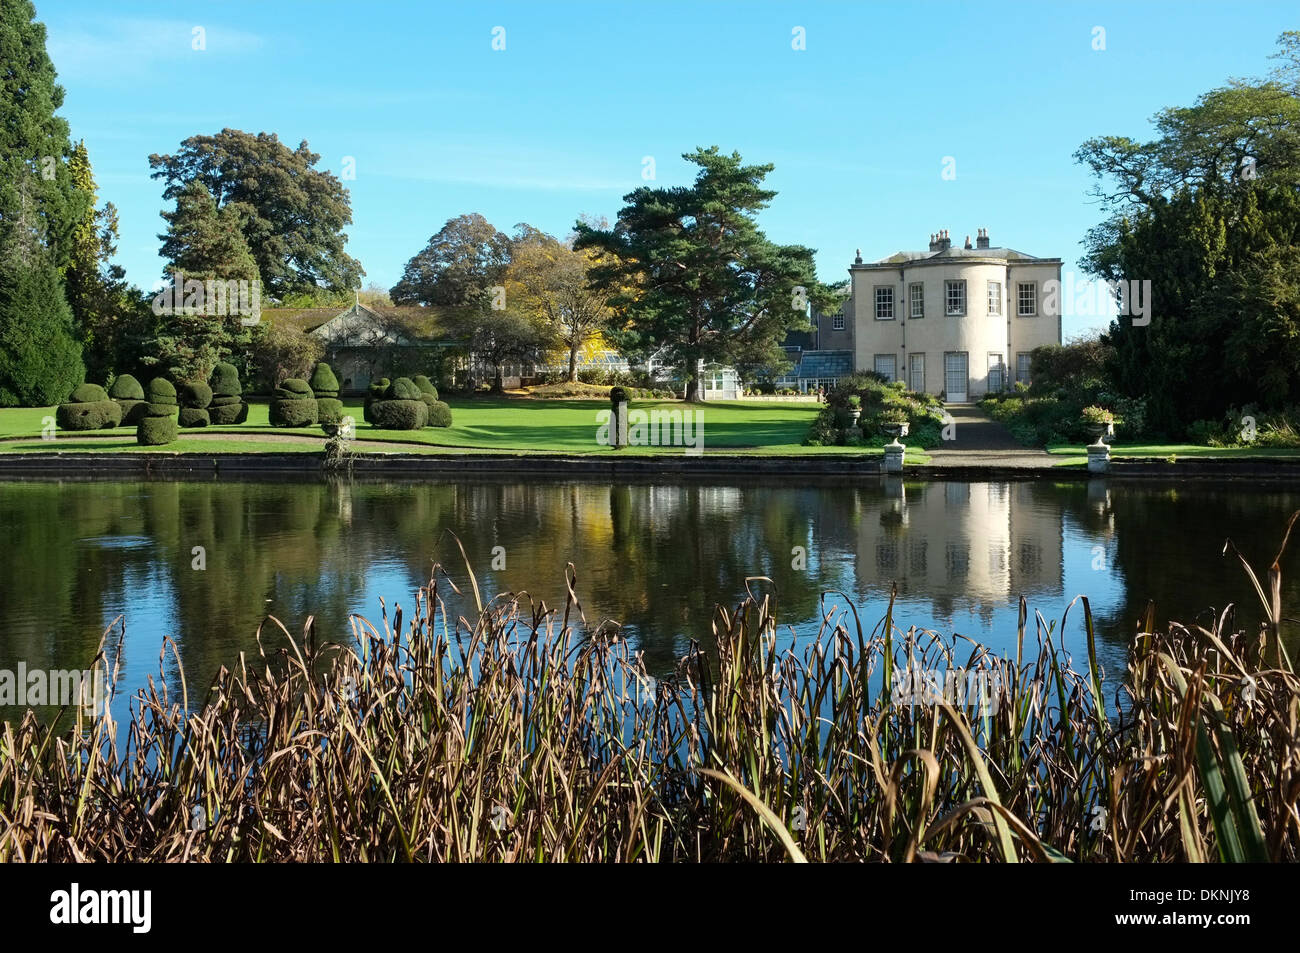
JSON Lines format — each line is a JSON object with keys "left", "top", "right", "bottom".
{"left": 2, "top": 521, "right": 1296, "bottom": 862}
{"left": 0, "top": 396, "right": 893, "bottom": 456}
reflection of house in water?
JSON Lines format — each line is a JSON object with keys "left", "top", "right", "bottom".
{"left": 855, "top": 481, "right": 1064, "bottom": 622}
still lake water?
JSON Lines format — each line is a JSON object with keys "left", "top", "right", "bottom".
{"left": 0, "top": 475, "right": 1297, "bottom": 716}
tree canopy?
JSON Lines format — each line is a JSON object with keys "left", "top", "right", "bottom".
{"left": 390, "top": 213, "right": 512, "bottom": 306}
{"left": 575, "top": 147, "right": 834, "bottom": 401}
{"left": 149, "top": 129, "right": 362, "bottom": 298}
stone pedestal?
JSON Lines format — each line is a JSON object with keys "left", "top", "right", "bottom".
{"left": 883, "top": 441, "right": 906, "bottom": 473}
{"left": 1086, "top": 442, "right": 1110, "bottom": 473}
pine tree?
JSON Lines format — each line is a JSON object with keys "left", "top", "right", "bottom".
{"left": 0, "top": 0, "right": 89, "bottom": 269}
{"left": 65, "top": 141, "right": 142, "bottom": 381}
{"left": 0, "top": 254, "right": 84, "bottom": 406}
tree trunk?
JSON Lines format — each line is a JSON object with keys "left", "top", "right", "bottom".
{"left": 568, "top": 344, "right": 578, "bottom": 383}
{"left": 493, "top": 364, "right": 504, "bottom": 393}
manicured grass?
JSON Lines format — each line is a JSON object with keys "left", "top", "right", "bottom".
{"left": 1047, "top": 441, "right": 1300, "bottom": 465}
{"left": 0, "top": 396, "right": 919, "bottom": 457}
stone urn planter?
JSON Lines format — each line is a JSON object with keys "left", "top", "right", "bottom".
{"left": 879, "top": 413, "right": 910, "bottom": 473}
{"left": 1081, "top": 407, "right": 1119, "bottom": 473}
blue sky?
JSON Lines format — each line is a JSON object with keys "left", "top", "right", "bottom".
{"left": 35, "top": 0, "right": 1297, "bottom": 337}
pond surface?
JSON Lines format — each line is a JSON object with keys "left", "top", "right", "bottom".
{"left": 1, "top": 475, "right": 1297, "bottom": 718}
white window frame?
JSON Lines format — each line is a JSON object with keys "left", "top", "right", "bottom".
{"left": 909, "top": 282, "right": 924, "bottom": 319}
{"left": 1016, "top": 352, "right": 1032, "bottom": 384}
{"left": 1017, "top": 282, "right": 1037, "bottom": 316}
{"left": 945, "top": 280, "right": 966, "bottom": 316}
{"left": 873, "top": 354, "right": 897, "bottom": 381}
{"left": 987, "top": 280, "right": 1002, "bottom": 316}
{"left": 832, "top": 311, "right": 845, "bottom": 331}
{"left": 988, "top": 352, "right": 1005, "bottom": 392}
{"left": 874, "top": 285, "right": 895, "bottom": 320}
{"left": 909, "top": 352, "right": 925, "bottom": 392}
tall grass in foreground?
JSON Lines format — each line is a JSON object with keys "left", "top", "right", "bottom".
{"left": 2, "top": 523, "right": 1298, "bottom": 863}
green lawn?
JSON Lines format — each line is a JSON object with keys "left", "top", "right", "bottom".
{"left": 0, "top": 396, "right": 932, "bottom": 459}
{"left": 1047, "top": 442, "right": 1300, "bottom": 466}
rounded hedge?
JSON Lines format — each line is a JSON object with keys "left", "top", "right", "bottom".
{"left": 413, "top": 375, "right": 438, "bottom": 399}
{"left": 178, "top": 407, "right": 210, "bottom": 428}
{"left": 309, "top": 362, "right": 339, "bottom": 397}
{"left": 137, "top": 415, "right": 178, "bottom": 446}
{"left": 56, "top": 399, "right": 121, "bottom": 431}
{"left": 147, "top": 378, "right": 177, "bottom": 405}
{"left": 270, "top": 397, "right": 318, "bottom": 427}
{"left": 274, "top": 378, "right": 313, "bottom": 400}
{"left": 108, "top": 374, "right": 145, "bottom": 401}
{"left": 386, "top": 377, "right": 420, "bottom": 401}
{"left": 69, "top": 383, "right": 109, "bottom": 403}
{"left": 117, "top": 399, "right": 147, "bottom": 426}
{"left": 424, "top": 399, "right": 452, "bottom": 428}
{"left": 370, "top": 398, "right": 427, "bottom": 430}
{"left": 209, "top": 394, "right": 241, "bottom": 407}
{"left": 209, "top": 363, "right": 242, "bottom": 397}
{"left": 316, "top": 397, "right": 345, "bottom": 425}
{"left": 179, "top": 381, "right": 213, "bottom": 409}
{"left": 209, "top": 401, "right": 248, "bottom": 425}
{"left": 145, "top": 401, "right": 179, "bottom": 417}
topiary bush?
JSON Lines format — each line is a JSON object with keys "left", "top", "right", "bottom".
{"left": 137, "top": 415, "right": 178, "bottom": 445}
{"left": 178, "top": 407, "right": 210, "bottom": 427}
{"left": 363, "top": 378, "right": 390, "bottom": 423}
{"left": 208, "top": 362, "right": 247, "bottom": 425}
{"left": 370, "top": 397, "right": 427, "bottom": 430}
{"left": 424, "top": 399, "right": 452, "bottom": 428}
{"left": 270, "top": 378, "right": 318, "bottom": 427}
{"left": 309, "top": 362, "right": 339, "bottom": 396}
{"left": 387, "top": 377, "right": 421, "bottom": 401}
{"left": 179, "top": 380, "right": 213, "bottom": 409}
{"left": 137, "top": 379, "right": 179, "bottom": 445}
{"left": 147, "top": 378, "right": 178, "bottom": 407}
{"left": 108, "top": 374, "right": 146, "bottom": 425}
{"left": 413, "top": 375, "right": 438, "bottom": 400}
{"left": 56, "top": 383, "right": 122, "bottom": 431}
{"left": 317, "top": 398, "right": 344, "bottom": 425}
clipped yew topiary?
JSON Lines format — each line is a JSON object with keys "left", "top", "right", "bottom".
{"left": 178, "top": 381, "right": 213, "bottom": 428}
{"left": 424, "top": 399, "right": 453, "bottom": 428}
{"left": 270, "top": 378, "right": 318, "bottom": 427}
{"left": 108, "top": 374, "right": 146, "bottom": 425}
{"left": 413, "top": 375, "right": 438, "bottom": 400}
{"left": 363, "top": 377, "right": 390, "bottom": 423}
{"left": 137, "top": 377, "right": 179, "bottom": 445}
{"left": 56, "top": 383, "right": 122, "bottom": 431}
{"left": 208, "top": 362, "right": 248, "bottom": 425}
{"left": 370, "top": 396, "right": 427, "bottom": 430}
{"left": 309, "top": 362, "right": 343, "bottom": 425}
{"left": 370, "top": 377, "right": 428, "bottom": 430}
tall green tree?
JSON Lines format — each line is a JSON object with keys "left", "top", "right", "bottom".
{"left": 0, "top": 255, "right": 84, "bottom": 406}
{"left": 146, "top": 182, "right": 261, "bottom": 381}
{"left": 575, "top": 147, "right": 834, "bottom": 402}
{"left": 65, "top": 141, "right": 145, "bottom": 381}
{"left": 0, "top": 0, "right": 88, "bottom": 271}
{"left": 1076, "top": 33, "right": 1300, "bottom": 434}
{"left": 148, "top": 129, "right": 362, "bottom": 298}
{"left": 390, "top": 213, "right": 511, "bottom": 306}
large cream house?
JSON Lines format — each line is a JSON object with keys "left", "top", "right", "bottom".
{"left": 850, "top": 229, "right": 1061, "bottom": 401}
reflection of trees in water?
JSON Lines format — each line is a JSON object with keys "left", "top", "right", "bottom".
{"left": 1100, "top": 484, "right": 1300, "bottom": 655}
{"left": 6, "top": 477, "right": 1296, "bottom": 709}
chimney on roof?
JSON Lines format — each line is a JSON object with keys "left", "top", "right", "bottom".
{"left": 935, "top": 229, "right": 951, "bottom": 252}
{"left": 976, "top": 227, "right": 990, "bottom": 250}
{"left": 854, "top": 248, "right": 863, "bottom": 264}
{"left": 964, "top": 234, "right": 973, "bottom": 250}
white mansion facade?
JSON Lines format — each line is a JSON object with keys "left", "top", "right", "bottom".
{"left": 849, "top": 228, "right": 1062, "bottom": 401}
